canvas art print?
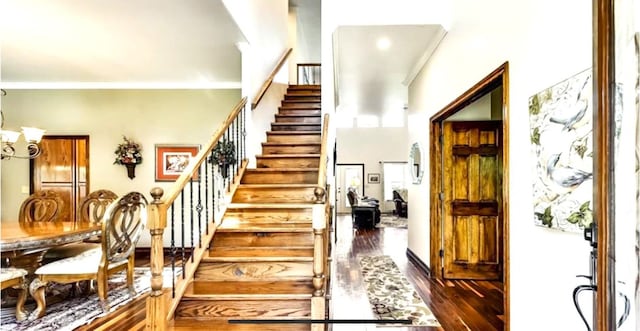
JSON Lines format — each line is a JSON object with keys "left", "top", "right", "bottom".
{"left": 528, "top": 69, "right": 593, "bottom": 232}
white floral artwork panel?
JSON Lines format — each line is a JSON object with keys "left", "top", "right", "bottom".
{"left": 528, "top": 68, "right": 593, "bottom": 232}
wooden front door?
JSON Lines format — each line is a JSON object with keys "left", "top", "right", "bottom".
{"left": 30, "top": 136, "right": 89, "bottom": 222}
{"left": 443, "top": 121, "right": 502, "bottom": 280}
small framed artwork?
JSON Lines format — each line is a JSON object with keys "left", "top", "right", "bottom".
{"left": 367, "top": 173, "right": 380, "bottom": 184}
{"left": 155, "top": 144, "right": 201, "bottom": 182}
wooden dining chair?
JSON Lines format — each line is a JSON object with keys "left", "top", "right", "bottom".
{"left": 44, "top": 189, "right": 118, "bottom": 265}
{"left": 0, "top": 267, "right": 29, "bottom": 321}
{"left": 30, "top": 191, "right": 148, "bottom": 319}
{"left": 18, "top": 190, "right": 64, "bottom": 223}
{"left": 77, "top": 189, "right": 119, "bottom": 224}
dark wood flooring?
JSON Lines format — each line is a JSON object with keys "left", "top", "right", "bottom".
{"left": 76, "top": 214, "right": 504, "bottom": 330}
{"left": 331, "top": 214, "right": 504, "bottom": 331}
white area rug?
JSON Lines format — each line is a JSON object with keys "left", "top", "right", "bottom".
{"left": 376, "top": 216, "right": 408, "bottom": 228}
{"left": 359, "top": 255, "right": 440, "bottom": 326}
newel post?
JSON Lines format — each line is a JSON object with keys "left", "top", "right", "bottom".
{"left": 311, "top": 187, "right": 326, "bottom": 329}
{"left": 146, "top": 187, "right": 167, "bottom": 331}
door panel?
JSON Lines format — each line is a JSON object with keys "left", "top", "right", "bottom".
{"left": 336, "top": 164, "right": 364, "bottom": 214}
{"left": 31, "top": 136, "right": 89, "bottom": 222}
{"left": 443, "top": 121, "right": 502, "bottom": 280}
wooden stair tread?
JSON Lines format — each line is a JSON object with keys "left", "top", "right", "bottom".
{"left": 181, "top": 293, "right": 312, "bottom": 301}
{"left": 272, "top": 123, "right": 319, "bottom": 125}
{"left": 237, "top": 183, "right": 318, "bottom": 188}
{"left": 266, "top": 131, "right": 320, "bottom": 135}
{"left": 209, "top": 247, "right": 313, "bottom": 257}
{"left": 278, "top": 107, "right": 320, "bottom": 111}
{"left": 186, "top": 280, "right": 313, "bottom": 296}
{"left": 262, "top": 142, "right": 320, "bottom": 146}
{"left": 282, "top": 99, "right": 319, "bottom": 103}
{"left": 203, "top": 256, "right": 313, "bottom": 263}
{"left": 289, "top": 84, "right": 320, "bottom": 88}
{"left": 244, "top": 167, "right": 319, "bottom": 172}
{"left": 227, "top": 203, "right": 316, "bottom": 209}
{"left": 170, "top": 320, "right": 310, "bottom": 331}
{"left": 285, "top": 93, "right": 320, "bottom": 96}
{"left": 256, "top": 154, "right": 320, "bottom": 158}
{"left": 275, "top": 114, "right": 321, "bottom": 118}
{"left": 216, "top": 222, "right": 313, "bottom": 232}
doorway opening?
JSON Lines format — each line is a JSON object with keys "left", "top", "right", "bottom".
{"left": 335, "top": 163, "right": 364, "bottom": 214}
{"left": 429, "top": 62, "right": 510, "bottom": 327}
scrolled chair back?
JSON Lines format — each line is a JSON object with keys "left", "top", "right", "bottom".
{"left": 77, "top": 189, "right": 118, "bottom": 224}
{"left": 18, "top": 190, "right": 64, "bottom": 223}
{"left": 101, "top": 192, "right": 148, "bottom": 264}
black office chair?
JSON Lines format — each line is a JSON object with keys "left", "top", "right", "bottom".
{"left": 393, "top": 190, "right": 408, "bottom": 218}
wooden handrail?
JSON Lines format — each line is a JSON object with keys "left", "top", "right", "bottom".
{"left": 251, "top": 48, "right": 292, "bottom": 110}
{"left": 162, "top": 97, "right": 247, "bottom": 205}
{"left": 146, "top": 97, "right": 248, "bottom": 331}
{"left": 317, "top": 114, "right": 329, "bottom": 188}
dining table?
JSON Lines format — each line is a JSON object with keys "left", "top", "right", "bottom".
{"left": 0, "top": 221, "right": 101, "bottom": 319}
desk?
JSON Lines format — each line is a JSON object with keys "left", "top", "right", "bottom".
{"left": 0, "top": 222, "right": 101, "bottom": 319}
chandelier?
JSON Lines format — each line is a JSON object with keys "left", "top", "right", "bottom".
{"left": 0, "top": 89, "right": 46, "bottom": 160}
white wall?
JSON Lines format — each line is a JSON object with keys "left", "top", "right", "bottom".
{"left": 247, "top": 83, "right": 288, "bottom": 168}
{"left": 445, "top": 91, "right": 491, "bottom": 121}
{"left": 288, "top": 7, "right": 299, "bottom": 84}
{"left": 223, "top": 0, "right": 289, "bottom": 98}
{"left": 336, "top": 126, "right": 408, "bottom": 212}
{"left": 408, "top": 0, "right": 592, "bottom": 329}
{"left": 0, "top": 89, "right": 240, "bottom": 247}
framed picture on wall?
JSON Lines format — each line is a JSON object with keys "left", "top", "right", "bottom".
{"left": 155, "top": 144, "right": 200, "bottom": 182}
{"left": 367, "top": 173, "right": 380, "bottom": 184}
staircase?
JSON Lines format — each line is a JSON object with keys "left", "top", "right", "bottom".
{"left": 172, "top": 85, "right": 323, "bottom": 330}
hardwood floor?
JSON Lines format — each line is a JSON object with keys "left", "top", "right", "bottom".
{"left": 78, "top": 214, "right": 503, "bottom": 330}
{"left": 330, "top": 214, "right": 504, "bottom": 331}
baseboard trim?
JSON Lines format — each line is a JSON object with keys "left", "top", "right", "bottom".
{"left": 406, "top": 248, "right": 431, "bottom": 277}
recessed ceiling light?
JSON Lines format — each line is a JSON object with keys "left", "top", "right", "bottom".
{"left": 376, "top": 37, "right": 391, "bottom": 50}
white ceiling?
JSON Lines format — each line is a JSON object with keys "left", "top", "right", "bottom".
{"left": 0, "top": 0, "right": 245, "bottom": 87}
{"left": 334, "top": 25, "right": 445, "bottom": 115}
{"left": 0, "top": 1, "right": 445, "bottom": 116}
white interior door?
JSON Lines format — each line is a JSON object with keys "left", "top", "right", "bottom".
{"left": 336, "top": 164, "right": 364, "bottom": 214}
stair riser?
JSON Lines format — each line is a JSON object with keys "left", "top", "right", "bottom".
{"left": 233, "top": 187, "right": 317, "bottom": 203}
{"left": 171, "top": 320, "right": 310, "bottom": 331}
{"left": 289, "top": 84, "right": 320, "bottom": 89}
{"left": 275, "top": 116, "right": 321, "bottom": 124}
{"left": 284, "top": 95, "right": 321, "bottom": 101}
{"left": 241, "top": 171, "right": 318, "bottom": 184}
{"left": 207, "top": 248, "right": 314, "bottom": 260}
{"left": 266, "top": 134, "right": 320, "bottom": 143}
{"left": 271, "top": 124, "right": 321, "bottom": 131}
{"left": 262, "top": 145, "right": 321, "bottom": 155}
{"left": 256, "top": 157, "right": 320, "bottom": 168}
{"left": 189, "top": 280, "right": 314, "bottom": 295}
{"left": 212, "top": 232, "right": 314, "bottom": 247}
{"left": 277, "top": 109, "right": 321, "bottom": 116}
{"left": 224, "top": 209, "right": 313, "bottom": 223}
{"left": 286, "top": 89, "right": 322, "bottom": 97}
{"left": 175, "top": 299, "right": 311, "bottom": 319}
{"left": 281, "top": 102, "right": 321, "bottom": 108}
{"left": 195, "top": 261, "right": 313, "bottom": 281}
